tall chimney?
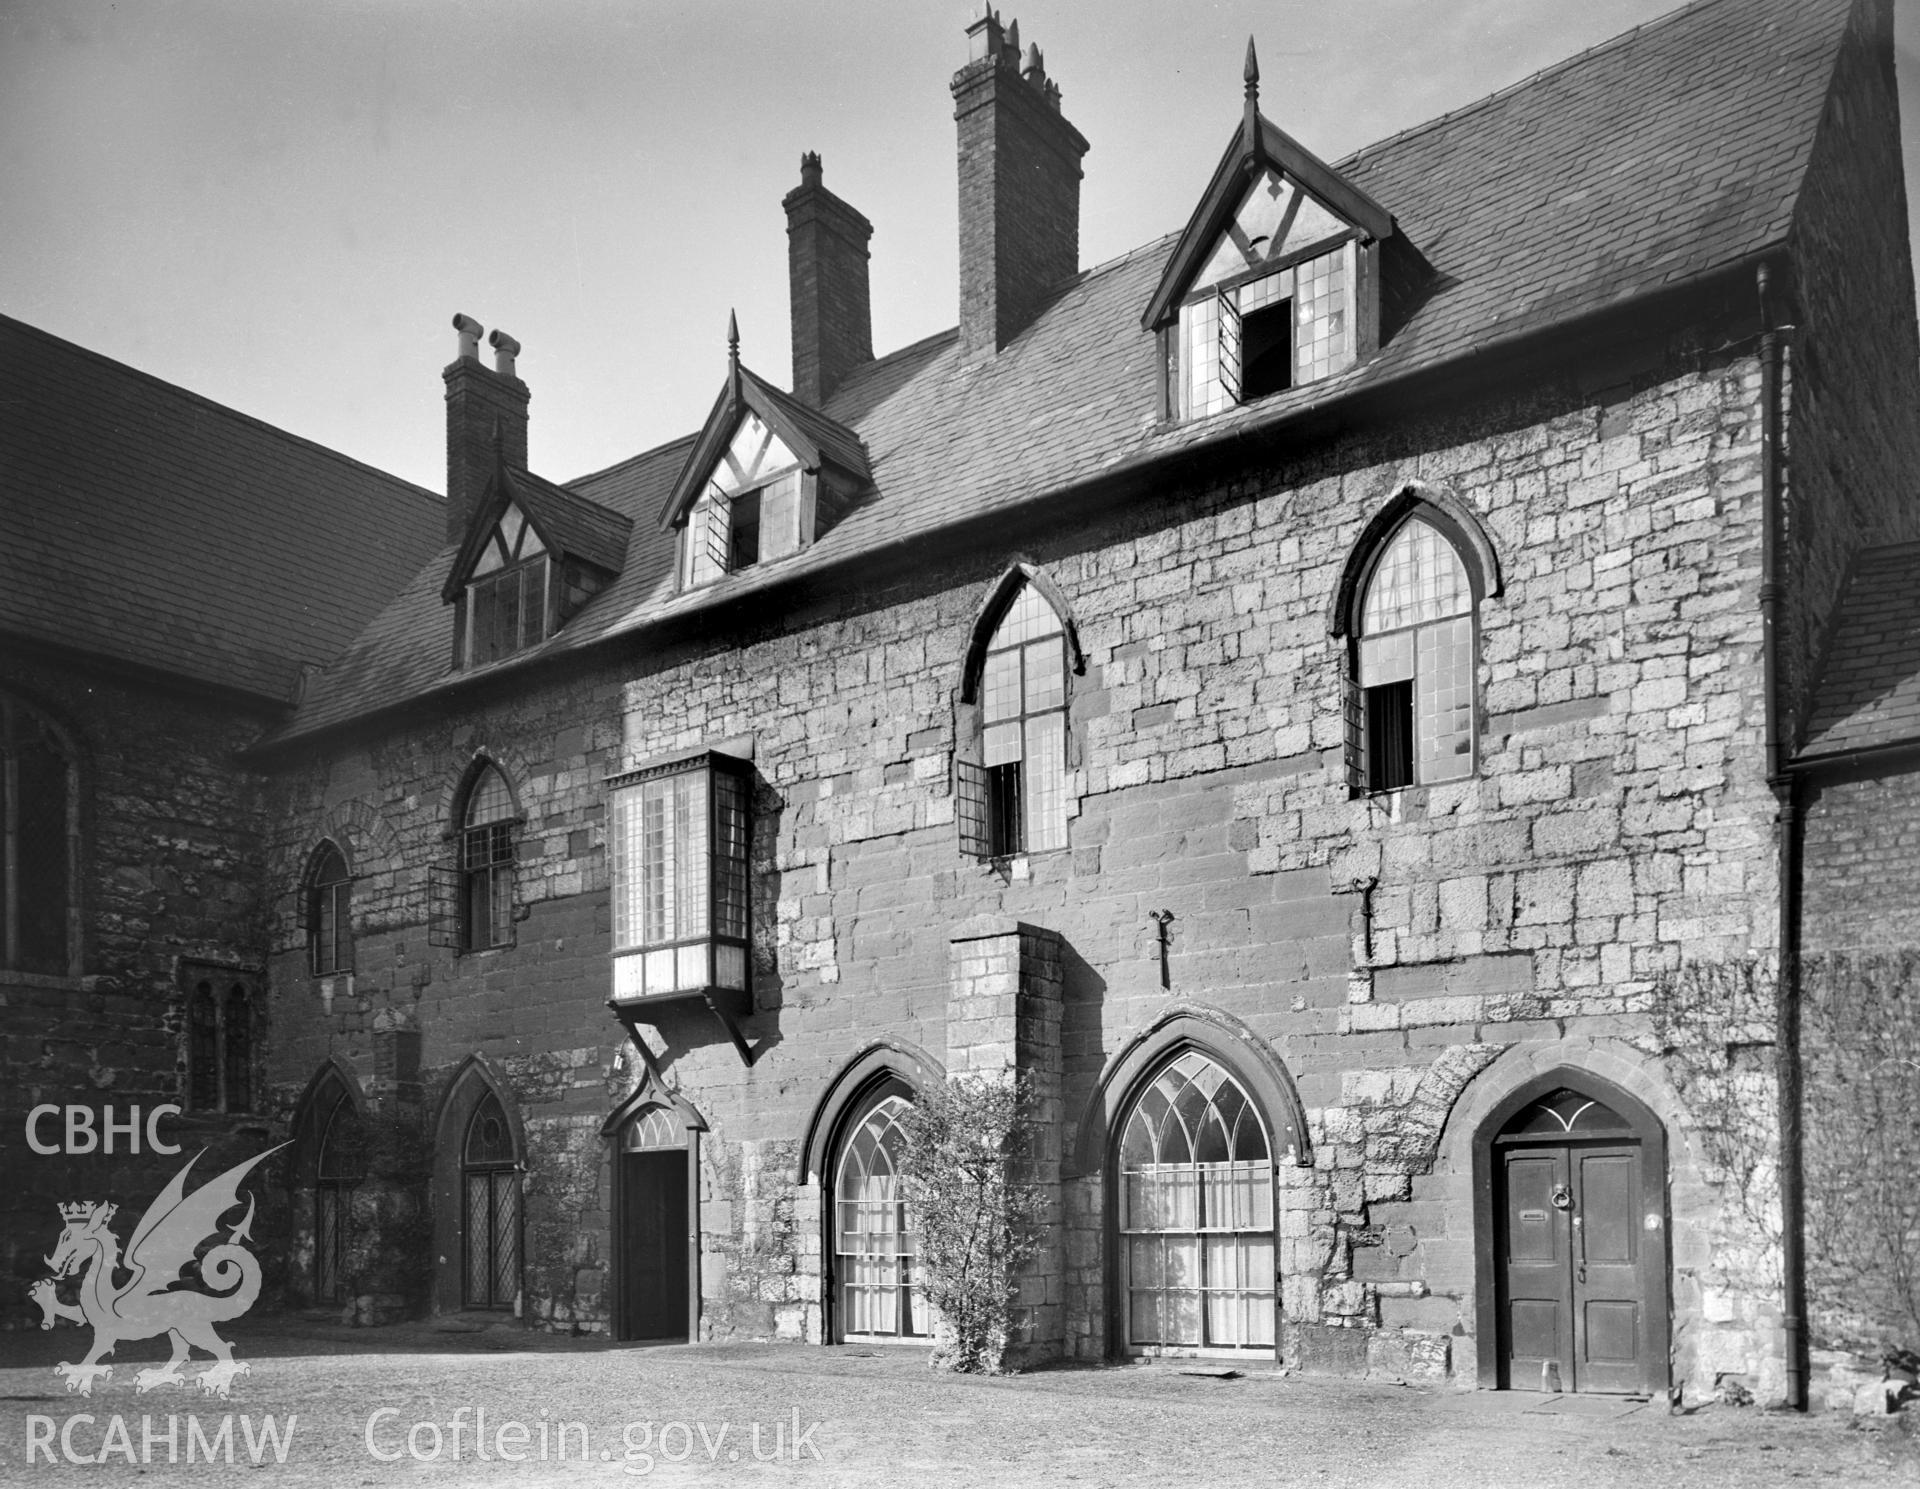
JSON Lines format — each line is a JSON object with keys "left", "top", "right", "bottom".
{"left": 951, "top": 9, "right": 1089, "bottom": 361}
{"left": 443, "top": 313, "right": 529, "bottom": 544}
{"left": 783, "top": 153, "right": 874, "bottom": 404}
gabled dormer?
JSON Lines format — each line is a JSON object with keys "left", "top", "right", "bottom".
{"left": 1143, "top": 41, "right": 1397, "bottom": 422}
{"left": 660, "top": 315, "right": 871, "bottom": 591}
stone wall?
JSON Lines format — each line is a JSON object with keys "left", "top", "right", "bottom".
{"left": 0, "top": 654, "right": 277, "bottom": 1327}
{"left": 260, "top": 331, "right": 1810, "bottom": 1397}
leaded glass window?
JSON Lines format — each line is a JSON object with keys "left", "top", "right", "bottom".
{"left": 608, "top": 753, "right": 751, "bottom": 1002}
{"left": 460, "top": 765, "right": 516, "bottom": 950}
{"left": 834, "top": 1093, "right": 927, "bottom": 1341}
{"left": 308, "top": 842, "right": 352, "bottom": 975}
{"left": 1355, "top": 518, "right": 1476, "bottom": 790}
{"left": 466, "top": 502, "right": 549, "bottom": 666}
{"left": 1179, "top": 238, "right": 1355, "bottom": 418}
{"left": 463, "top": 1093, "right": 521, "bottom": 1310}
{"left": 973, "top": 584, "right": 1068, "bottom": 857}
{"left": 1120, "top": 1051, "right": 1275, "bottom": 1354}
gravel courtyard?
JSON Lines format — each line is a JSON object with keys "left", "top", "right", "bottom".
{"left": 0, "top": 1318, "right": 1913, "bottom": 1487}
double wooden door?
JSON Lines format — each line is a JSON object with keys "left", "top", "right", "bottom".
{"left": 1498, "top": 1141, "right": 1650, "bottom": 1393}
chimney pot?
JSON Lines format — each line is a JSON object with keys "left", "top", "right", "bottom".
{"left": 800, "top": 150, "right": 823, "bottom": 189}
{"left": 966, "top": 6, "right": 1002, "bottom": 61}
{"left": 452, "top": 312, "right": 484, "bottom": 362}
{"left": 488, "top": 328, "right": 521, "bottom": 379}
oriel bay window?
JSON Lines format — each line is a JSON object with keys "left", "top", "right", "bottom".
{"left": 608, "top": 751, "right": 751, "bottom": 1007}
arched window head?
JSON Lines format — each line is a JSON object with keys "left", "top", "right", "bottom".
{"left": 307, "top": 842, "right": 352, "bottom": 976}
{"left": 431, "top": 763, "right": 517, "bottom": 951}
{"left": 959, "top": 581, "right": 1069, "bottom": 858}
{"left": 0, "top": 694, "right": 79, "bottom": 975}
{"left": 1353, "top": 517, "right": 1477, "bottom": 791}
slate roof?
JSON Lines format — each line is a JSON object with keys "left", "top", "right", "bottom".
{"left": 1797, "top": 543, "right": 1920, "bottom": 761}
{"left": 0, "top": 315, "right": 444, "bottom": 702}
{"left": 275, "top": 0, "right": 1856, "bottom": 745}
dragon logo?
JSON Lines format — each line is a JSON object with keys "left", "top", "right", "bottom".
{"left": 36, "top": 1144, "right": 286, "bottom": 1398}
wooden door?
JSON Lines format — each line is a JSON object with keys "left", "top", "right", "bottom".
{"left": 1498, "top": 1141, "right": 1645, "bottom": 1392}
{"left": 619, "top": 1150, "right": 689, "bottom": 1341}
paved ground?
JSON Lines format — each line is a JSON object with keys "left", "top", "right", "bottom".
{"left": 0, "top": 1317, "right": 1914, "bottom": 1486}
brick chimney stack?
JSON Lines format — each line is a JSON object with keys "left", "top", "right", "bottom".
{"left": 783, "top": 153, "right": 875, "bottom": 404}
{"left": 443, "top": 312, "right": 529, "bottom": 544}
{"left": 952, "top": 9, "right": 1089, "bottom": 361}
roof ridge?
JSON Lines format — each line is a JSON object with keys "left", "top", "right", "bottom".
{"left": 564, "top": 430, "right": 700, "bottom": 489}
{"left": 1335, "top": 0, "right": 1723, "bottom": 172}
{"left": 0, "top": 312, "right": 445, "bottom": 509}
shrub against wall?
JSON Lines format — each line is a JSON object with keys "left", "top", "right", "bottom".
{"left": 898, "top": 1074, "right": 1048, "bottom": 1374}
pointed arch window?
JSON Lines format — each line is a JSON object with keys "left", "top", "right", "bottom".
{"left": 465, "top": 501, "right": 550, "bottom": 666}
{"left": 314, "top": 1088, "right": 364, "bottom": 1306}
{"left": 431, "top": 764, "right": 518, "bottom": 951}
{"left": 0, "top": 694, "right": 79, "bottom": 976}
{"left": 462, "top": 1093, "right": 522, "bottom": 1310}
{"left": 306, "top": 842, "right": 353, "bottom": 976}
{"left": 1119, "top": 1050, "right": 1275, "bottom": 1354}
{"left": 958, "top": 582, "right": 1069, "bottom": 859}
{"left": 834, "top": 1090, "right": 927, "bottom": 1341}
{"left": 1352, "top": 517, "right": 1477, "bottom": 791}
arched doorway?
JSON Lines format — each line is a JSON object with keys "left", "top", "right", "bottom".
{"left": 615, "top": 1104, "right": 694, "bottom": 1341}
{"left": 831, "top": 1084, "right": 926, "bottom": 1342}
{"left": 1476, "top": 1075, "right": 1669, "bottom": 1394}
{"left": 462, "top": 1093, "right": 521, "bottom": 1310}
{"left": 1116, "top": 1048, "right": 1275, "bottom": 1357}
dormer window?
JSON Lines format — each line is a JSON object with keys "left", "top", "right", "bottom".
{"left": 660, "top": 319, "right": 872, "bottom": 592}
{"left": 1142, "top": 46, "right": 1397, "bottom": 426}
{"left": 682, "top": 455, "right": 802, "bottom": 589}
{"left": 1175, "top": 173, "right": 1358, "bottom": 420}
{"left": 466, "top": 502, "right": 549, "bottom": 664}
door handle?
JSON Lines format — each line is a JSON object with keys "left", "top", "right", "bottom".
{"left": 1550, "top": 1183, "right": 1572, "bottom": 1210}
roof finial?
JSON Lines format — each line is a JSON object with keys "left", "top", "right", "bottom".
{"left": 1243, "top": 36, "right": 1261, "bottom": 164}
{"left": 727, "top": 309, "right": 740, "bottom": 364}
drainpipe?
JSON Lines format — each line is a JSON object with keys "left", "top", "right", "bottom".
{"left": 1756, "top": 261, "right": 1807, "bottom": 1412}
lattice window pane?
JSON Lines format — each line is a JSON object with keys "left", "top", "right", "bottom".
{"left": 492, "top": 1173, "right": 521, "bottom": 1304}
{"left": 1216, "top": 287, "right": 1243, "bottom": 406}
{"left": 1024, "top": 711, "right": 1067, "bottom": 852}
{"left": 955, "top": 757, "right": 990, "bottom": 860}
{"left": 1361, "top": 520, "right": 1470, "bottom": 633}
{"left": 1417, "top": 615, "right": 1475, "bottom": 782}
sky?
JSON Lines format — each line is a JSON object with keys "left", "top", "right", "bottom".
{"left": 4, "top": 0, "right": 1919, "bottom": 495}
